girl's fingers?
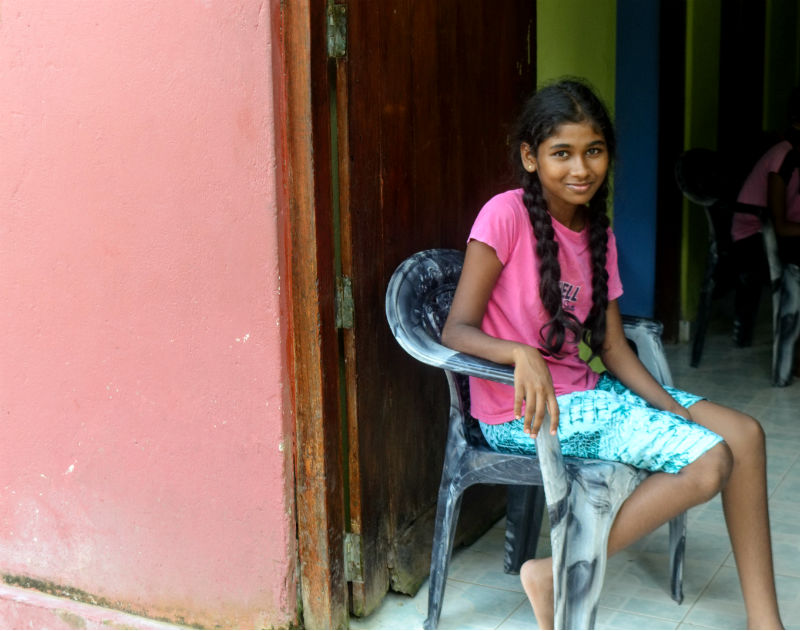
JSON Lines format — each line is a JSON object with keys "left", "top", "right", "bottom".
{"left": 530, "top": 394, "right": 546, "bottom": 438}
{"left": 523, "top": 398, "right": 534, "bottom": 435}
{"left": 521, "top": 387, "right": 549, "bottom": 438}
{"left": 547, "top": 394, "right": 560, "bottom": 435}
{"left": 514, "top": 386, "right": 524, "bottom": 422}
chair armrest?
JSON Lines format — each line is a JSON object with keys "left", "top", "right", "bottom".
{"left": 621, "top": 315, "right": 674, "bottom": 387}
{"left": 439, "top": 347, "right": 565, "bottom": 500}
{"left": 388, "top": 323, "right": 566, "bottom": 496}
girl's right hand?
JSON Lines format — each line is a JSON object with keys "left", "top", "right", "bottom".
{"left": 511, "top": 345, "right": 560, "bottom": 438}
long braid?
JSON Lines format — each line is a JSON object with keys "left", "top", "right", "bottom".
{"left": 583, "top": 182, "right": 611, "bottom": 358}
{"left": 512, "top": 78, "right": 616, "bottom": 358}
{"left": 521, "top": 172, "right": 583, "bottom": 355}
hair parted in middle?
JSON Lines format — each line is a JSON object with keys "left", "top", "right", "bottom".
{"left": 510, "top": 78, "right": 616, "bottom": 359}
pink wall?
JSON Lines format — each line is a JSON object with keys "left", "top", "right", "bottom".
{"left": 0, "top": 1, "right": 296, "bottom": 628}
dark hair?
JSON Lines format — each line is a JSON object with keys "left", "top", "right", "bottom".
{"left": 511, "top": 78, "right": 616, "bottom": 358}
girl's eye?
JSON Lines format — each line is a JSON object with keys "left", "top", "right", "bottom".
{"left": 587, "top": 147, "right": 603, "bottom": 156}
{"left": 552, "top": 150, "right": 569, "bottom": 158}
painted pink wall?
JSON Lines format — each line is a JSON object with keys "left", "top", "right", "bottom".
{"left": 0, "top": 1, "right": 296, "bottom": 628}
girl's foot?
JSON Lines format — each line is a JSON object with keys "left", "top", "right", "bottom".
{"left": 520, "top": 558, "right": 554, "bottom": 629}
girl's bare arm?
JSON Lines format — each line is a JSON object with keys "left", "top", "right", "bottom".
{"left": 600, "top": 300, "right": 691, "bottom": 419}
{"left": 442, "top": 239, "right": 559, "bottom": 436}
{"left": 768, "top": 171, "right": 800, "bottom": 237}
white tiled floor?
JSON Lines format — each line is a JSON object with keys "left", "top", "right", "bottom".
{"left": 350, "top": 301, "right": 800, "bottom": 630}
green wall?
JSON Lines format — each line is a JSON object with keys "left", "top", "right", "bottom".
{"left": 536, "top": 0, "right": 617, "bottom": 111}
{"left": 681, "top": 0, "right": 721, "bottom": 322}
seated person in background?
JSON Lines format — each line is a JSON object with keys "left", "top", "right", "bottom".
{"left": 731, "top": 89, "right": 800, "bottom": 371}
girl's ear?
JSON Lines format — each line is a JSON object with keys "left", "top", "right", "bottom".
{"left": 520, "top": 143, "right": 537, "bottom": 173}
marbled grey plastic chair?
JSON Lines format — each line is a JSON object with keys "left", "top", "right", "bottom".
{"left": 385, "top": 249, "right": 687, "bottom": 630}
{"left": 753, "top": 209, "right": 800, "bottom": 386}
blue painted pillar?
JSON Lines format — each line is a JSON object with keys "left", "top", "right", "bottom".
{"left": 614, "top": 0, "right": 660, "bottom": 317}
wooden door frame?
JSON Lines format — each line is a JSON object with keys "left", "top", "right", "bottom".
{"left": 278, "top": 1, "right": 348, "bottom": 628}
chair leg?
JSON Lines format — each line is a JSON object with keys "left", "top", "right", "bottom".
{"left": 772, "top": 264, "right": 800, "bottom": 387}
{"left": 691, "top": 242, "right": 717, "bottom": 367}
{"left": 551, "top": 462, "right": 646, "bottom": 630}
{"left": 424, "top": 482, "right": 465, "bottom": 630}
{"left": 504, "top": 485, "right": 545, "bottom": 574}
{"left": 668, "top": 513, "right": 686, "bottom": 604}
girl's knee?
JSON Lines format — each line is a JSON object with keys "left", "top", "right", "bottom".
{"left": 693, "top": 402, "right": 766, "bottom": 459}
{"left": 714, "top": 441, "right": 734, "bottom": 484}
{"left": 739, "top": 413, "right": 766, "bottom": 449}
{"left": 689, "top": 442, "right": 733, "bottom": 500}
{"left": 726, "top": 412, "right": 766, "bottom": 461}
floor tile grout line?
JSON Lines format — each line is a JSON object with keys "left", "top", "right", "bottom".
{"left": 677, "top": 556, "right": 729, "bottom": 629}
{"left": 595, "top": 604, "right": 686, "bottom": 629}
{"left": 445, "top": 576, "right": 524, "bottom": 596}
{"left": 768, "top": 450, "right": 800, "bottom": 502}
{"left": 494, "top": 599, "right": 532, "bottom": 630}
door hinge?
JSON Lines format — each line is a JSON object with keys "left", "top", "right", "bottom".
{"left": 335, "top": 275, "right": 354, "bottom": 329}
{"left": 327, "top": 3, "right": 347, "bottom": 59}
{"left": 344, "top": 532, "right": 364, "bottom": 582}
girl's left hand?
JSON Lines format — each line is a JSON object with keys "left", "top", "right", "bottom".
{"left": 672, "top": 404, "right": 693, "bottom": 422}
{"left": 511, "top": 344, "right": 560, "bottom": 438}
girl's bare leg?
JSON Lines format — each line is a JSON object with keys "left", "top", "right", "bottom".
{"left": 687, "top": 402, "right": 783, "bottom": 629}
{"left": 521, "top": 403, "right": 783, "bottom": 629}
{"left": 521, "top": 440, "right": 731, "bottom": 629}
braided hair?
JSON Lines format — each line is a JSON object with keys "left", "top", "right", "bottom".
{"left": 511, "top": 79, "right": 616, "bottom": 359}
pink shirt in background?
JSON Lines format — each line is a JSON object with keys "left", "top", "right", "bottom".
{"left": 468, "top": 188, "right": 624, "bottom": 424}
{"left": 732, "top": 140, "right": 800, "bottom": 241}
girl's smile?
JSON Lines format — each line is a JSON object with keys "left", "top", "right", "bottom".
{"left": 521, "top": 121, "right": 609, "bottom": 228}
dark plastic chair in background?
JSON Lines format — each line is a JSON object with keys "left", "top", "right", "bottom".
{"left": 674, "top": 148, "right": 738, "bottom": 367}
{"left": 385, "top": 249, "right": 687, "bottom": 630}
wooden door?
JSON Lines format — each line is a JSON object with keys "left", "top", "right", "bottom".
{"left": 333, "top": 1, "right": 537, "bottom": 616}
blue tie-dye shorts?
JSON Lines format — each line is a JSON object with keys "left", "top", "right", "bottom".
{"left": 479, "top": 373, "right": 723, "bottom": 474}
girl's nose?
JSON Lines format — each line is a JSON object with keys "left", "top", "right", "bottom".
{"left": 571, "top": 157, "right": 589, "bottom": 176}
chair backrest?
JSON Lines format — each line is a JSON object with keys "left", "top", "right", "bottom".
{"left": 386, "top": 249, "right": 493, "bottom": 447}
{"left": 675, "top": 149, "right": 727, "bottom": 207}
{"left": 385, "top": 248, "right": 463, "bottom": 355}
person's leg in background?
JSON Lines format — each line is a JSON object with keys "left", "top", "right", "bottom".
{"left": 733, "top": 233, "right": 768, "bottom": 347}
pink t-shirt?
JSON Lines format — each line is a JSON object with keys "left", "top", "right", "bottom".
{"left": 468, "top": 188, "right": 624, "bottom": 424}
{"left": 732, "top": 140, "right": 800, "bottom": 241}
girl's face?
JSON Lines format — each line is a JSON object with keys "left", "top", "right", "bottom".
{"left": 521, "top": 121, "right": 609, "bottom": 220}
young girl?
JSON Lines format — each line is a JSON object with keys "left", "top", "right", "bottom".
{"left": 441, "top": 79, "right": 784, "bottom": 630}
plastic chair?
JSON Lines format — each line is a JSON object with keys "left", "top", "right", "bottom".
{"left": 674, "top": 149, "right": 738, "bottom": 366}
{"left": 740, "top": 202, "right": 799, "bottom": 386}
{"left": 385, "top": 249, "right": 686, "bottom": 630}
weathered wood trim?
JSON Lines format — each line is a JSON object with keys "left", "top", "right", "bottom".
{"left": 279, "top": 0, "right": 348, "bottom": 628}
